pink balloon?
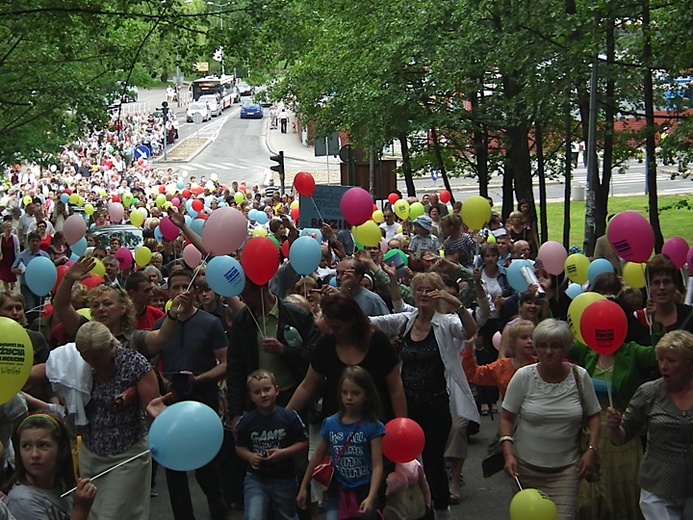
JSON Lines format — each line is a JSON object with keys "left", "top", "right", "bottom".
{"left": 183, "top": 244, "right": 202, "bottom": 268}
{"left": 661, "top": 237, "right": 689, "bottom": 270}
{"left": 114, "top": 248, "right": 133, "bottom": 270}
{"left": 607, "top": 212, "right": 654, "bottom": 263}
{"left": 537, "top": 241, "right": 568, "bottom": 275}
{"left": 379, "top": 238, "right": 388, "bottom": 255}
{"left": 688, "top": 246, "right": 693, "bottom": 272}
{"left": 109, "top": 202, "right": 124, "bottom": 223}
{"left": 171, "top": 197, "right": 181, "bottom": 207}
{"left": 340, "top": 187, "right": 373, "bottom": 226}
{"left": 63, "top": 214, "right": 87, "bottom": 246}
{"left": 492, "top": 331, "right": 502, "bottom": 351}
{"left": 202, "top": 207, "right": 248, "bottom": 255}
{"left": 159, "top": 217, "right": 181, "bottom": 241}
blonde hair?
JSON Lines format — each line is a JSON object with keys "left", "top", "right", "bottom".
{"left": 410, "top": 272, "right": 446, "bottom": 313}
{"left": 655, "top": 330, "right": 693, "bottom": 368}
{"left": 502, "top": 319, "right": 535, "bottom": 356}
{"left": 88, "top": 285, "right": 136, "bottom": 332}
{"left": 75, "top": 321, "right": 116, "bottom": 353}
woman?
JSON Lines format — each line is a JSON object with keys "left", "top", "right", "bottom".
{"left": 47, "top": 231, "right": 71, "bottom": 267}
{"left": 0, "top": 221, "right": 20, "bottom": 290}
{"left": 369, "top": 270, "right": 479, "bottom": 511}
{"left": 606, "top": 330, "right": 693, "bottom": 519}
{"left": 35, "top": 220, "right": 52, "bottom": 253}
{"left": 439, "top": 214, "right": 474, "bottom": 268}
{"left": 517, "top": 199, "right": 540, "bottom": 255}
{"left": 50, "top": 200, "right": 69, "bottom": 233}
{"left": 428, "top": 206, "right": 442, "bottom": 241}
{"left": 500, "top": 319, "right": 601, "bottom": 519}
{"left": 507, "top": 210, "right": 539, "bottom": 258}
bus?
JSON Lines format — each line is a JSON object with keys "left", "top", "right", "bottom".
{"left": 191, "top": 75, "right": 238, "bottom": 109}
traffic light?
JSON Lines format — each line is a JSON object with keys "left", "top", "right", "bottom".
{"left": 270, "top": 151, "right": 285, "bottom": 186}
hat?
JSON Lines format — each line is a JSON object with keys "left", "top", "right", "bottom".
{"left": 413, "top": 215, "right": 433, "bottom": 231}
{"left": 492, "top": 228, "right": 508, "bottom": 238}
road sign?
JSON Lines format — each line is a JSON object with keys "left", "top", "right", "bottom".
{"left": 134, "top": 145, "right": 151, "bottom": 161}
{"left": 195, "top": 62, "right": 209, "bottom": 72}
{"left": 315, "top": 133, "right": 340, "bottom": 157}
{"left": 192, "top": 112, "right": 203, "bottom": 125}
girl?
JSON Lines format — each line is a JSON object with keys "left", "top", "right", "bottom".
{"left": 297, "top": 366, "right": 385, "bottom": 520}
{"left": 4, "top": 413, "right": 97, "bottom": 520}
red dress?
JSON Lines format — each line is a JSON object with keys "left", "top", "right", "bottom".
{"left": 0, "top": 234, "right": 17, "bottom": 282}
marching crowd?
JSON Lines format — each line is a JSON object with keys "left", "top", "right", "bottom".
{"left": 0, "top": 113, "right": 692, "bottom": 520}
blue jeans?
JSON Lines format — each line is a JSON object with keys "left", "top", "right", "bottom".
{"left": 244, "top": 472, "right": 298, "bottom": 520}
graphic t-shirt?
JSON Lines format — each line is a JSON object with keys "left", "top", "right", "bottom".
{"left": 321, "top": 414, "right": 385, "bottom": 490}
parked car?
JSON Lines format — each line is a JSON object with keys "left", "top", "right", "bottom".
{"left": 91, "top": 225, "right": 144, "bottom": 252}
{"left": 237, "top": 82, "right": 253, "bottom": 96}
{"left": 198, "top": 94, "right": 222, "bottom": 117}
{"left": 240, "top": 101, "right": 263, "bottom": 119}
{"left": 186, "top": 102, "right": 211, "bottom": 122}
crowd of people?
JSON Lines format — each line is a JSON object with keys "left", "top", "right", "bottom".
{"left": 0, "top": 123, "right": 692, "bottom": 520}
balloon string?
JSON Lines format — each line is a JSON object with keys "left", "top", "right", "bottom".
{"left": 606, "top": 369, "right": 614, "bottom": 409}
{"left": 60, "top": 449, "right": 150, "bottom": 497}
{"left": 260, "top": 286, "right": 267, "bottom": 338}
{"left": 26, "top": 302, "right": 49, "bottom": 314}
{"left": 310, "top": 196, "right": 326, "bottom": 224}
{"left": 176, "top": 253, "right": 210, "bottom": 313}
{"left": 644, "top": 265, "right": 652, "bottom": 335}
{"left": 514, "top": 476, "right": 523, "bottom": 491}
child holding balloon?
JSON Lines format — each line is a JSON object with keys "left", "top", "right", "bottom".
{"left": 297, "top": 366, "right": 385, "bottom": 520}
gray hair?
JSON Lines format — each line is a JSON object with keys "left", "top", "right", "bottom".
{"left": 143, "top": 265, "right": 163, "bottom": 283}
{"left": 533, "top": 318, "right": 573, "bottom": 350}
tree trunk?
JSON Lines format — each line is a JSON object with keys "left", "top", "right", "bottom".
{"left": 563, "top": 101, "right": 572, "bottom": 249}
{"left": 536, "top": 121, "right": 548, "bottom": 243}
{"left": 472, "top": 83, "right": 489, "bottom": 198}
{"left": 398, "top": 133, "right": 416, "bottom": 196}
{"left": 430, "top": 127, "right": 455, "bottom": 202}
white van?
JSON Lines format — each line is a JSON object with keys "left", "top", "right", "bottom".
{"left": 198, "top": 94, "right": 222, "bottom": 117}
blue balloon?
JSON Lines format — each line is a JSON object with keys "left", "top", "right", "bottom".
{"left": 206, "top": 256, "right": 246, "bottom": 297}
{"left": 154, "top": 225, "right": 164, "bottom": 242}
{"left": 177, "top": 182, "right": 185, "bottom": 190}
{"left": 300, "top": 227, "right": 322, "bottom": 243}
{"left": 328, "top": 276, "right": 338, "bottom": 287}
{"left": 566, "top": 283, "right": 583, "bottom": 300}
{"left": 184, "top": 215, "right": 192, "bottom": 227}
{"left": 190, "top": 218, "right": 205, "bottom": 236}
{"left": 71, "top": 237, "right": 87, "bottom": 257}
{"left": 255, "top": 211, "right": 268, "bottom": 225}
{"left": 506, "top": 259, "right": 534, "bottom": 293}
{"left": 70, "top": 253, "right": 80, "bottom": 262}
{"left": 25, "top": 256, "right": 57, "bottom": 297}
{"left": 186, "top": 199, "right": 198, "bottom": 219}
{"left": 248, "top": 209, "right": 259, "bottom": 221}
{"left": 289, "top": 236, "right": 322, "bottom": 276}
{"left": 148, "top": 401, "right": 223, "bottom": 472}
{"left": 60, "top": 193, "right": 69, "bottom": 204}
{"left": 587, "top": 258, "right": 615, "bottom": 284}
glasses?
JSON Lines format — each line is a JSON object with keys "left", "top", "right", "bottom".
{"left": 535, "top": 343, "right": 564, "bottom": 351}
{"left": 414, "top": 287, "right": 435, "bottom": 295}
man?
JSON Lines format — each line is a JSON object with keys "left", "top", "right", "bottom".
{"left": 335, "top": 257, "right": 390, "bottom": 316}
{"left": 424, "top": 192, "right": 449, "bottom": 217}
{"left": 152, "top": 269, "right": 229, "bottom": 520}
{"left": 379, "top": 208, "right": 400, "bottom": 241}
{"left": 125, "top": 271, "right": 164, "bottom": 331}
{"left": 18, "top": 203, "right": 36, "bottom": 248}
{"left": 279, "top": 108, "right": 289, "bottom": 134}
{"left": 194, "top": 275, "right": 228, "bottom": 331}
{"left": 11, "top": 231, "right": 50, "bottom": 314}
{"left": 513, "top": 240, "right": 531, "bottom": 260}
{"left": 102, "top": 255, "right": 123, "bottom": 287}
{"left": 493, "top": 228, "right": 513, "bottom": 268}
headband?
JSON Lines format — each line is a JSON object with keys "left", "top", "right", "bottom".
{"left": 19, "top": 413, "right": 62, "bottom": 430}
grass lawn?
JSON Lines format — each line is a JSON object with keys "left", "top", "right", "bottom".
{"left": 541, "top": 194, "right": 693, "bottom": 247}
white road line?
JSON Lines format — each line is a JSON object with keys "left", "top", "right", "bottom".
{"left": 222, "top": 162, "right": 253, "bottom": 170}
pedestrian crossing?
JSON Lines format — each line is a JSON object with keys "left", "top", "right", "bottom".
{"left": 174, "top": 161, "right": 258, "bottom": 172}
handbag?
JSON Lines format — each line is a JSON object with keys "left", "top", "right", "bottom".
{"left": 312, "top": 419, "right": 366, "bottom": 488}
{"left": 572, "top": 365, "right": 601, "bottom": 483}
{"left": 481, "top": 436, "right": 505, "bottom": 478}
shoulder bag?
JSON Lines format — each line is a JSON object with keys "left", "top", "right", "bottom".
{"left": 313, "top": 419, "right": 366, "bottom": 488}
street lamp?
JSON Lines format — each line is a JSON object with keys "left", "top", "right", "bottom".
{"left": 206, "top": 1, "right": 230, "bottom": 30}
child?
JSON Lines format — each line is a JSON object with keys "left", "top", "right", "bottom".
{"left": 235, "top": 370, "right": 308, "bottom": 520}
{"left": 4, "top": 413, "right": 97, "bottom": 520}
{"left": 297, "top": 366, "right": 385, "bottom": 520}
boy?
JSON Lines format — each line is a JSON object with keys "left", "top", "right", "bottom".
{"left": 235, "top": 370, "right": 309, "bottom": 520}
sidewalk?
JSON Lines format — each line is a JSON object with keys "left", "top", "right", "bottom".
{"left": 264, "top": 110, "right": 314, "bottom": 162}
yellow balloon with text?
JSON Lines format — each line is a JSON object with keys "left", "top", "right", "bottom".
{"left": 567, "top": 292, "right": 606, "bottom": 344}
{"left": 0, "top": 317, "right": 34, "bottom": 405}
{"left": 134, "top": 247, "right": 152, "bottom": 267}
{"left": 564, "top": 253, "right": 590, "bottom": 284}
{"left": 393, "top": 200, "right": 410, "bottom": 220}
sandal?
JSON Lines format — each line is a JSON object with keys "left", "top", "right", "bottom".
{"left": 480, "top": 405, "right": 490, "bottom": 416}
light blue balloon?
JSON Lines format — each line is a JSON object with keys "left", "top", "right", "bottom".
{"left": 300, "top": 227, "right": 322, "bottom": 243}
{"left": 587, "top": 258, "right": 615, "bottom": 284}
{"left": 25, "top": 256, "right": 57, "bottom": 297}
{"left": 248, "top": 209, "right": 258, "bottom": 221}
{"left": 154, "top": 225, "right": 164, "bottom": 242}
{"left": 289, "top": 236, "right": 322, "bottom": 276}
{"left": 506, "top": 259, "right": 534, "bottom": 293}
{"left": 206, "top": 256, "right": 246, "bottom": 297}
{"left": 190, "top": 218, "right": 205, "bottom": 236}
{"left": 328, "top": 276, "right": 338, "bottom": 287}
{"left": 255, "top": 211, "right": 268, "bottom": 225}
{"left": 185, "top": 199, "right": 198, "bottom": 219}
{"left": 70, "top": 253, "right": 80, "bottom": 262}
{"left": 71, "top": 237, "right": 87, "bottom": 257}
{"left": 148, "top": 401, "right": 223, "bottom": 472}
{"left": 566, "top": 283, "right": 583, "bottom": 300}
{"left": 177, "top": 182, "right": 185, "bottom": 190}
{"left": 60, "top": 193, "right": 69, "bottom": 204}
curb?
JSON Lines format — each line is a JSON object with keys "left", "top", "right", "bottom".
{"left": 152, "top": 136, "right": 213, "bottom": 164}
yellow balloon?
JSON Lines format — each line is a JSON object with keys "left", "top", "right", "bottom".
{"left": 234, "top": 192, "right": 245, "bottom": 205}
{"left": 129, "top": 211, "right": 144, "bottom": 227}
{"left": 352, "top": 221, "right": 382, "bottom": 247}
{"left": 393, "top": 199, "right": 410, "bottom": 220}
{"left": 90, "top": 258, "right": 106, "bottom": 278}
{"left": 23, "top": 196, "right": 32, "bottom": 205}
{"left": 69, "top": 193, "right": 80, "bottom": 205}
{"left": 163, "top": 201, "right": 172, "bottom": 210}
{"left": 156, "top": 194, "right": 166, "bottom": 208}
{"left": 409, "top": 202, "right": 425, "bottom": 220}
{"left": 165, "top": 299, "right": 173, "bottom": 312}
{"left": 77, "top": 196, "right": 85, "bottom": 207}
{"left": 0, "top": 317, "right": 34, "bottom": 405}
{"left": 567, "top": 292, "right": 606, "bottom": 344}
{"left": 252, "top": 227, "right": 268, "bottom": 237}
{"left": 123, "top": 193, "right": 134, "bottom": 207}
{"left": 622, "top": 262, "right": 646, "bottom": 289}
{"left": 565, "top": 253, "right": 590, "bottom": 284}
{"left": 486, "top": 233, "right": 496, "bottom": 244}
{"left": 76, "top": 308, "right": 92, "bottom": 320}
{"left": 290, "top": 200, "right": 299, "bottom": 210}
{"left": 372, "top": 210, "right": 384, "bottom": 223}
{"left": 460, "top": 196, "right": 492, "bottom": 231}
{"left": 134, "top": 247, "right": 152, "bottom": 267}
{"left": 84, "top": 204, "right": 95, "bottom": 216}
{"left": 99, "top": 190, "right": 107, "bottom": 198}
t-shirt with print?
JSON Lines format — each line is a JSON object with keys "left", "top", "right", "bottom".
{"left": 321, "top": 414, "right": 385, "bottom": 490}
{"left": 235, "top": 406, "right": 308, "bottom": 479}
{"left": 6, "top": 484, "right": 72, "bottom": 520}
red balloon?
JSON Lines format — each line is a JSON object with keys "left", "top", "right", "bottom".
{"left": 192, "top": 199, "right": 204, "bottom": 212}
{"left": 238, "top": 185, "right": 247, "bottom": 193}
{"left": 580, "top": 299, "right": 628, "bottom": 356}
{"left": 158, "top": 185, "right": 166, "bottom": 194}
{"left": 291, "top": 207, "right": 299, "bottom": 222}
{"left": 63, "top": 189, "right": 72, "bottom": 196}
{"left": 112, "top": 195, "right": 120, "bottom": 203}
{"left": 387, "top": 193, "right": 400, "bottom": 205}
{"left": 193, "top": 186, "right": 204, "bottom": 196}
{"left": 79, "top": 274, "right": 104, "bottom": 290}
{"left": 53, "top": 265, "right": 70, "bottom": 293}
{"left": 382, "top": 418, "right": 425, "bottom": 464}
{"left": 294, "top": 172, "right": 315, "bottom": 197}
{"left": 182, "top": 189, "right": 191, "bottom": 199}
{"left": 281, "top": 239, "right": 290, "bottom": 258}
{"left": 241, "top": 238, "right": 280, "bottom": 286}
{"left": 196, "top": 213, "right": 208, "bottom": 221}
{"left": 439, "top": 190, "right": 451, "bottom": 204}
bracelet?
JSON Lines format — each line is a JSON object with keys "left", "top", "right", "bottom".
{"left": 587, "top": 445, "right": 598, "bottom": 454}
{"left": 167, "top": 310, "right": 178, "bottom": 321}
{"left": 499, "top": 436, "right": 514, "bottom": 444}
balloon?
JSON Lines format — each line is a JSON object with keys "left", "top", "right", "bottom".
{"left": 661, "top": 237, "right": 689, "bottom": 269}
{"left": 69, "top": 193, "right": 79, "bottom": 205}
{"left": 289, "top": 236, "right": 322, "bottom": 276}
{"left": 63, "top": 215, "right": 87, "bottom": 246}
{"left": 109, "top": 202, "right": 124, "bottom": 223}
{"left": 352, "top": 221, "right": 382, "bottom": 247}
{"left": 76, "top": 308, "right": 92, "bottom": 320}
{"left": 487, "top": 233, "right": 496, "bottom": 244}
{"left": 252, "top": 227, "right": 267, "bottom": 237}
{"left": 23, "top": 196, "right": 32, "bottom": 206}
{"left": 565, "top": 253, "right": 590, "bottom": 284}
{"left": 372, "top": 210, "right": 384, "bottom": 223}
{"left": 114, "top": 248, "right": 133, "bottom": 271}
{"left": 155, "top": 194, "right": 166, "bottom": 208}
{"left": 587, "top": 258, "right": 615, "bottom": 284}
{"left": 148, "top": 401, "right": 223, "bottom": 472}
{"left": 408, "top": 202, "right": 425, "bottom": 220}
{"left": 387, "top": 192, "right": 400, "bottom": 205}
{"left": 84, "top": 203, "right": 94, "bottom": 216}
{"left": 294, "top": 172, "right": 315, "bottom": 197}
{"left": 509, "top": 488, "right": 557, "bottom": 520}
{"left": 379, "top": 238, "right": 388, "bottom": 255}
{"left": 241, "top": 238, "right": 280, "bottom": 286}
{"left": 134, "top": 247, "right": 152, "bottom": 268}
{"left": 622, "top": 262, "right": 646, "bottom": 289}
{"left": 565, "top": 283, "right": 584, "bottom": 300}
{"left": 255, "top": 211, "right": 268, "bottom": 225}
{"left": 439, "top": 190, "right": 451, "bottom": 204}
{"left": 63, "top": 188, "right": 72, "bottom": 195}
{"left": 233, "top": 192, "right": 244, "bottom": 205}
{"left": 129, "top": 210, "right": 144, "bottom": 227}
{"left": 383, "top": 249, "right": 408, "bottom": 267}
{"left": 205, "top": 256, "right": 246, "bottom": 297}
{"left": 393, "top": 199, "right": 410, "bottom": 220}
{"left": 290, "top": 207, "right": 299, "bottom": 221}
{"left": 53, "top": 265, "right": 70, "bottom": 293}
{"left": 328, "top": 276, "right": 337, "bottom": 287}
{"left": 180, "top": 244, "right": 201, "bottom": 269}
{"left": 461, "top": 196, "right": 492, "bottom": 231}
{"left": 60, "top": 193, "right": 69, "bottom": 204}
{"left": 90, "top": 258, "right": 106, "bottom": 278}
{"left": 340, "top": 187, "right": 373, "bottom": 226}
{"left": 0, "top": 317, "right": 34, "bottom": 405}
{"left": 492, "top": 331, "right": 502, "bottom": 351}
{"left": 506, "top": 259, "right": 535, "bottom": 293}
{"left": 607, "top": 212, "right": 654, "bottom": 262}
{"left": 567, "top": 292, "right": 606, "bottom": 344}
{"left": 158, "top": 185, "right": 166, "bottom": 194}
{"left": 382, "top": 418, "right": 425, "bottom": 464}
{"left": 688, "top": 246, "right": 693, "bottom": 271}
{"left": 580, "top": 299, "right": 628, "bottom": 355}
{"left": 190, "top": 218, "right": 205, "bottom": 236}
{"left": 112, "top": 195, "right": 120, "bottom": 203}
{"left": 191, "top": 209, "right": 242, "bottom": 256}
{"left": 154, "top": 226, "right": 164, "bottom": 243}
{"left": 281, "top": 239, "right": 290, "bottom": 259}
{"left": 537, "top": 241, "right": 568, "bottom": 276}
{"left": 268, "top": 236, "right": 280, "bottom": 249}
{"left": 123, "top": 192, "right": 134, "bottom": 207}
{"left": 25, "top": 256, "right": 57, "bottom": 297}
{"left": 79, "top": 274, "right": 104, "bottom": 290}
{"left": 171, "top": 197, "right": 181, "bottom": 207}
{"left": 159, "top": 217, "right": 180, "bottom": 241}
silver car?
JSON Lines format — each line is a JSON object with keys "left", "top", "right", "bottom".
{"left": 198, "top": 95, "right": 222, "bottom": 116}
{"left": 186, "top": 102, "right": 211, "bottom": 122}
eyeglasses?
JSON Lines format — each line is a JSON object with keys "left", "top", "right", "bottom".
{"left": 414, "top": 287, "right": 435, "bottom": 295}
{"left": 535, "top": 343, "right": 564, "bottom": 351}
